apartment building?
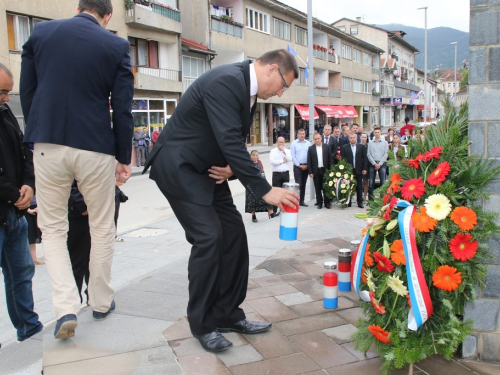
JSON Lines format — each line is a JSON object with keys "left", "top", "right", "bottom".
{"left": 181, "top": 0, "right": 383, "bottom": 144}
{"left": 416, "top": 69, "right": 438, "bottom": 121}
{"left": 333, "top": 18, "right": 420, "bottom": 127}
{"left": 2, "top": 0, "right": 183, "bottom": 135}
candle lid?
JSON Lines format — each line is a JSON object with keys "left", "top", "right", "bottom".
{"left": 339, "top": 248, "right": 351, "bottom": 255}
{"left": 324, "top": 261, "right": 337, "bottom": 270}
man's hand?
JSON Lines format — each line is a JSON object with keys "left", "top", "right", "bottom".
{"left": 362, "top": 170, "right": 367, "bottom": 175}
{"left": 299, "top": 164, "right": 307, "bottom": 170}
{"left": 335, "top": 155, "right": 340, "bottom": 160}
{"left": 14, "top": 185, "right": 34, "bottom": 210}
{"left": 374, "top": 163, "right": 380, "bottom": 170}
{"left": 262, "top": 187, "right": 299, "bottom": 212}
{"left": 309, "top": 174, "right": 314, "bottom": 178}
{"left": 282, "top": 157, "right": 287, "bottom": 163}
{"left": 116, "top": 163, "right": 132, "bottom": 184}
{"left": 208, "top": 165, "right": 233, "bottom": 184}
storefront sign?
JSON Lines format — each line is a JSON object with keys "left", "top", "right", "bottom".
{"left": 393, "top": 97, "right": 403, "bottom": 105}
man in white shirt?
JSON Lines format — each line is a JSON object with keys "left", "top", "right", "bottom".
{"left": 290, "top": 128, "right": 311, "bottom": 206}
{"left": 307, "top": 133, "right": 333, "bottom": 209}
{"left": 269, "top": 136, "right": 292, "bottom": 215}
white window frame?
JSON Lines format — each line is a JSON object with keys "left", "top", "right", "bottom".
{"left": 7, "top": 13, "right": 44, "bottom": 51}
{"left": 294, "top": 68, "right": 308, "bottom": 86}
{"left": 353, "top": 79, "right": 362, "bottom": 93}
{"left": 363, "top": 81, "right": 370, "bottom": 94}
{"left": 341, "top": 44, "right": 352, "bottom": 60}
{"left": 362, "top": 52, "right": 370, "bottom": 66}
{"left": 273, "top": 18, "right": 290, "bottom": 41}
{"left": 342, "top": 77, "right": 352, "bottom": 91}
{"left": 350, "top": 25, "right": 358, "bottom": 35}
{"left": 336, "top": 25, "right": 346, "bottom": 32}
{"left": 353, "top": 49, "right": 361, "bottom": 63}
{"left": 182, "top": 56, "right": 205, "bottom": 79}
{"left": 246, "top": 7, "right": 269, "bottom": 34}
{"left": 295, "top": 26, "right": 307, "bottom": 46}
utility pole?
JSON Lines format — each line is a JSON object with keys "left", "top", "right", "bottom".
{"left": 418, "top": 7, "right": 428, "bottom": 122}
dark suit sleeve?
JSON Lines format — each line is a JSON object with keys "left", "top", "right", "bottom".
{"left": 22, "top": 145, "right": 35, "bottom": 192}
{"left": 20, "top": 35, "right": 37, "bottom": 125}
{"left": 203, "top": 76, "right": 271, "bottom": 199}
{"left": 340, "top": 144, "right": 346, "bottom": 159}
{"left": 362, "top": 145, "right": 368, "bottom": 171}
{"left": 111, "top": 41, "right": 135, "bottom": 165}
{"left": 307, "top": 147, "right": 313, "bottom": 174}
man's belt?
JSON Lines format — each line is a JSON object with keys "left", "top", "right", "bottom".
{"left": 273, "top": 171, "right": 289, "bottom": 174}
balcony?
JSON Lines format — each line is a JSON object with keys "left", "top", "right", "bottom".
{"left": 313, "top": 49, "right": 327, "bottom": 60}
{"left": 125, "top": 2, "right": 181, "bottom": 34}
{"left": 183, "top": 77, "right": 196, "bottom": 93}
{"left": 372, "top": 94, "right": 380, "bottom": 101}
{"left": 328, "top": 53, "right": 340, "bottom": 64}
{"left": 329, "top": 89, "right": 341, "bottom": 98}
{"left": 372, "top": 67, "right": 380, "bottom": 75}
{"left": 132, "top": 66, "right": 183, "bottom": 93}
{"left": 314, "top": 87, "right": 329, "bottom": 96}
{"left": 211, "top": 16, "right": 243, "bottom": 38}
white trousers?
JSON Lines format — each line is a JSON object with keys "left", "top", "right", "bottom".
{"left": 33, "top": 143, "right": 115, "bottom": 318}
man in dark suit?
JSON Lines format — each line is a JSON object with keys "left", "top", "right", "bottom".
{"left": 20, "top": 0, "right": 134, "bottom": 339}
{"left": 341, "top": 133, "right": 368, "bottom": 208}
{"left": 331, "top": 126, "right": 347, "bottom": 164}
{"left": 307, "top": 133, "right": 333, "bottom": 209}
{"left": 144, "top": 50, "right": 299, "bottom": 353}
{"left": 321, "top": 124, "right": 334, "bottom": 147}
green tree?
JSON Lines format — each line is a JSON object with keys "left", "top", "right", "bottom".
{"left": 460, "top": 69, "right": 468, "bottom": 90}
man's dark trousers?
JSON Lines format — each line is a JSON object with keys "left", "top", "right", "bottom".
{"left": 294, "top": 165, "right": 308, "bottom": 203}
{"left": 161, "top": 181, "right": 248, "bottom": 335}
{"left": 313, "top": 167, "right": 329, "bottom": 206}
{"left": 272, "top": 171, "right": 289, "bottom": 213}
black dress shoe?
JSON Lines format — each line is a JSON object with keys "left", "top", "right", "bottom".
{"left": 325, "top": 203, "right": 331, "bottom": 209}
{"left": 358, "top": 204, "right": 364, "bottom": 209}
{"left": 347, "top": 203, "right": 352, "bottom": 207}
{"left": 299, "top": 202, "right": 308, "bottom": 207}
{"left": 192, "top": 331, "right": 233, "bottom": 353}
{"left": 317, "top": 204, "right": 323, "bottom": 209}
{"left": 217, "top": 319, "right": 272, "bottom": 334}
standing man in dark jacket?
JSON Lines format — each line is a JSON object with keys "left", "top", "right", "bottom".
{"left": 20, "top": 0, "right": 134, "bottom": 339}
{"left": 341, "top": 133, "right": 368, "bottom": 208}
{"left": 0, "top": 64, "right": 43, "bottom": 345}
{"left": 307, "top": 133, "right": 333, "bottom": 209}
{"left": 144, "top": 50, "right": 299, "bottom": 353}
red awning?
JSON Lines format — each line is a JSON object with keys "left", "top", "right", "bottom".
{"left": 416, "top": 105, "right": 424, "bottom": 110}
{"left": 315, "top": 105, "right": 336, "bottom": 117}
{"left": 344, "top": 106, "right": 358, "bottom": 118}
{"left": 295, "top": 104, "right": 319, "bottom": 120}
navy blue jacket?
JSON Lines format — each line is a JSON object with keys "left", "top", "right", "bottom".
{"left": 20, "top": 13, "right": 134, "bottom": 164}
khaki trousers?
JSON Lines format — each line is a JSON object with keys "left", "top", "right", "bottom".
{"left": 33, "top": 144, "right": 115, "bottom": 318}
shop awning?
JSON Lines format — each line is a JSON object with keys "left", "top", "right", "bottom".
{"left": 315, "top": 105, "right": 337, "bottom": 117}
{"left": 273, "top": 105, "right": 289, "bottom": 117}
{"left": 416, "top": 105, "right": 431, "bottom": 110}
{"left": 330, "top": 106, "right": 348, "bottom": 118}
{"left": 295, "top": 104, "right": 319, "bottom": 120}
{"left": 344, "top": 106, "right": 358, "bottom": 118}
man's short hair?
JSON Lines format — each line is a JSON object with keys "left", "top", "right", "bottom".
{"left": 333, "top": 126, "right": 340, "bottom": 131}
{"left": 258, "top": 49, "right": 299, "bottom": 79}
{"left": 78, "top": 0, "right": 113, "bottom": 18}
{"left": 373, "top": 127, "right": 381, "bottom": 132}
{"left": 324, "top": 125, "right": 332, "bottom": 129}
{"left": 0, "top": 63, "right": 13, "bottom": 78}
{"left": 297, "top": 128, "right": 306, "bottom": 133}
{"left": 351, "top": 123, "right": 358, "bottom": 127}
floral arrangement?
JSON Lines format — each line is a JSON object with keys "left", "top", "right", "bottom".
{"left": 351, "top": 105, "right": 500, "bottom": 374}
{"left": 323, "top": 158, "right": 356, "bottom": 208}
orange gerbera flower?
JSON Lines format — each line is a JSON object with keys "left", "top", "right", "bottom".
{"left": 412, "top": 206, "right": 438, "bottom": 233}
{"left": 449, "top": 233, "right": 478, "bottom": 261}
{"left": 427, "top": 161, "right": 451, "bottom": 186}
{"left": 432, "top": 265, "right": 462, "bottom": 292}
{"left": 364, "top": 244, "right": 374, "bottom": 267}
{"left": 406, "top": 294, "right": 412, "bottom": 307}
{"left": 361, "top": 266, "right": 367, "bottom": 284}
{"left": 422, "top": 146, "right": 443, "bottom": 162}
{"left": 373, "top": 252, "right": 395, "bottom": 273}
{"left": 390, "top": 239, "right": 406, "bottom": 265}
{"left": 388, "top": 173, "right": 403, "bottom": 193}
{"left": 450, "top": 206, "right": 478, "bottom": 231}
{"left": 369, "top": 291, "right": 386, "bottom": 314}
{"left": 368, "top": 324, "right": 392, "bottom": 344}
{"left": 400, "top": 178, "right": 426, "bottom": 201}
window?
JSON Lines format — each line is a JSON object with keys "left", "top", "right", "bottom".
{"left": 341, "top": 44, "right": 351, "bottom": 60}
{"left": 363, "top": 81, "right": 370, "bottom": 93}
{"left": 295, "top": 68, "right": 308, "bottom": 86}
{"left": 350, "top": 25, "right": 358, "bottom": 35}
{"left": 273, "top": 18, "right": 290, "bottom": 40}
{"left": 353, "top": 79, "right": 362, "bottom": 93}
{"left": 353, "top": 49, "right": 361, "bottom": 63}
{"left": 246, "top": 7, "right": 269, "bottom": 33}
{"left": 7, "top": 13, "right": 44, "bottom": 51}
{"left": 342, "top": 77, "right": 352, "bottom": 91}
{"left": 295, "top": 26, "right": 307, "bottom": 46}
{"left": 336, "top": 25, "right": 346, "bottom": 32}
{"left": 129, "top": 37, "right": 159, "bottom": 68}
{"left": 448, "top": 83, "right": 451, "bottom": 88}
{"left": 362, "top": 52, "right": 370, "bottom": 66}
{"left": 182, "top": 56, "right": 205, "bottom": 79}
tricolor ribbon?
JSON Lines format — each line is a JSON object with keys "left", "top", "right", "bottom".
{"left": 335, "top": 178, "right": 351, "bottom": 204}
{"left": 351, "top": 200, "right": 434, "bottom": 331}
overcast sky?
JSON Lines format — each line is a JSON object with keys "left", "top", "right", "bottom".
{"left": 279, "top": 0, "right": 470, "bottom": 32}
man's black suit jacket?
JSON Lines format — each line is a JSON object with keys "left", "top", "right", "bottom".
{"left": 144, "top": 60, "right": 271, "bottom": 206}
{"left": 20, "top": 13, "right": 134, "bottom": 164}
{"left": 340, "top": 143, "right": 368, "bottom": 175}
{"left": 307, "top": 144, "right": 333, "bottom": 176}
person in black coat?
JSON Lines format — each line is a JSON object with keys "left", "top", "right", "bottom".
{"left": 341, "top": 133, "right": 368, "bottom": 208}
{"left": 331, "top": 126, "right": 347, "bottom": 164}
{"left": 307, "top": 133, "right": 333, "bottom": 209}
{"left": 144, "top": 50, "right": 299, "bottom": 353}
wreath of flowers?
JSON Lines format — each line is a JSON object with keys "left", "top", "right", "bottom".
{"left": 352, "top": 105, "right": 500, "bottom": 374}
{"left": 323, "top": 158, "right": 356, "bottom": 208}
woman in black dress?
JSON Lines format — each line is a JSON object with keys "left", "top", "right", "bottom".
{"left": 245, "top": 150, "right": 274, "bottom": 223}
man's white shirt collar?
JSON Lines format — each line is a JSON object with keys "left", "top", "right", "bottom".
{"left": 249, "top": 63, "right": 258, "bottom": 97}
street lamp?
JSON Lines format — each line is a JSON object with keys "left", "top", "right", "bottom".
{"left": 418, "top": 6, "right": 427, "bottom": 122}
{"left": 451, "top": 42, "right": 457, "bottom": 106}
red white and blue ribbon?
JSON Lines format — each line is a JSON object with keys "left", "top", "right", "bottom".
{"left": 351, "top": 200, "right": 434, "bottom": 331}
{"left": 396, "top": 201, "right": 433, "bottom": 330}
{"left": 335, "top": 178, "right": 351, "bottom": 204}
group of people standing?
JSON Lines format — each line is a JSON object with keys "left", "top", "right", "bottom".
{"left": 133, "top": 126, "right": 161, "bottom": 167}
